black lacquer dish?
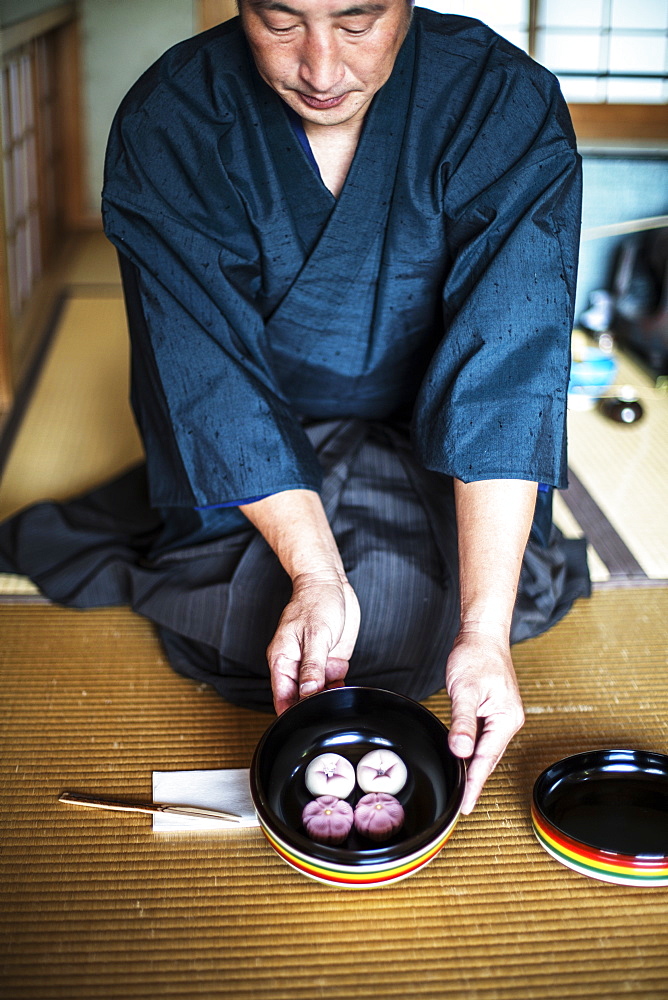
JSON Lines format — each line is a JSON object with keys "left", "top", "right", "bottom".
{"left": 250, "top": 686, "right": 466, "bottom": 888}
{"left": 532, "top": 749, "right": 668, "bottom": 886}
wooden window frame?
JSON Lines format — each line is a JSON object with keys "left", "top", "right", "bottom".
{"left": 0, "top": 3, "right": 83, "bottom": 414}
{"left": 1, "top": 4, "right": 84, "bottom": 230}
{"left": 568, "top": 103, "right": 668, "bottom": 141}
{"left": 198, "top": 0, "right": 238, "bottom": 32}
{"left": 527, "top": 0, "right": 667, "bottom": 141}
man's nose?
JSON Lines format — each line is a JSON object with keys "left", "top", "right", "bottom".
{"left": 298, "top": 30, "right": 345, "bottom": 94}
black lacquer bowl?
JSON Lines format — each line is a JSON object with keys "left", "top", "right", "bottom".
{"left": 532, "top": 749, "right": 668, "bottom": 886}
{"left": 250, "top": 687, "right": 466, "bottom": 888}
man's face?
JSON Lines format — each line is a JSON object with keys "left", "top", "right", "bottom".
{"left": 240, "top": 0, "right": 411, "bottom": 127}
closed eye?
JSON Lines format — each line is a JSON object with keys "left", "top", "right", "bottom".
{"left": 338, "top": 13, "right": 378, "bottom": 34}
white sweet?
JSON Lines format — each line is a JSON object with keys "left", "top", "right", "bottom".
{"left": 356, "top": 749, "right": 408, "bottom": 795}
{"left": 305, "top": 753, "right": 356, "bottom": 799}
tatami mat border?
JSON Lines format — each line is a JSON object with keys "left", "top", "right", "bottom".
{"left": 0, "top": 293, "right": 68, "bottom": 479}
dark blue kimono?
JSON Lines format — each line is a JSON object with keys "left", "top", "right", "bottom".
{"left": 104, "top": 8, "right": 580, "bottom": 508}
{"left": 0, "top": 9, "right": 590, "bottom": 711}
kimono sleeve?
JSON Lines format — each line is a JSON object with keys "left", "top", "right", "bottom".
{"left": 102, "top": 73, "right": 322, "bottom": 509}
{"left": 413, "top": 73, "right": 582, "bottom": 490}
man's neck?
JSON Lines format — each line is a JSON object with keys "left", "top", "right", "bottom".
{"left": 302, "top": 116, "right": 365, "bottom": 198}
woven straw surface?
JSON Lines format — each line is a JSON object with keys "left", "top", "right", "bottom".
{"left": 0, "top": 295, "right": 143, "bottom": 523}
{"left": 1, "top": 590, "right": 667, "bottom": 1000}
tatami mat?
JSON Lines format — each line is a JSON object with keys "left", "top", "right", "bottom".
{"left": 0, "top": 588, "right": 667, "bottom": 1000}
{"left": 60, "top": 231, "right": 123, "bottom": 286}
{"left": 0, "top": 294, "right": 143, "bottom": 521}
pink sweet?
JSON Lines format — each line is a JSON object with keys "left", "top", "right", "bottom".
{"left": 356, "top": 749, "right": 407, "bottom": 795}
{"left": 354, "top": 792, "right": 405, "bottom": 842}
{"left": 305, "top": 753, "right": 355, "bottom": 799}
{"left": 302, "top": 796, "right": 354, "bottom": 845}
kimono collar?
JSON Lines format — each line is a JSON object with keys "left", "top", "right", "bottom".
{"left": 283, "top": 104, "right": 323, "bottom": 181}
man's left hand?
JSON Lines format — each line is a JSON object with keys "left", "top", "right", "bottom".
{"left": 445, "top": 627, "right": 525, "bottom": 815}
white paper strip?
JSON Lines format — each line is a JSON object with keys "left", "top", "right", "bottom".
{"left": 152, "top": 769, "right": 260, "bottom": 831}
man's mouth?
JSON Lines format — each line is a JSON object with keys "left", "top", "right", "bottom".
{"left": 298, "top": 92, "right": 348, "bottom": 110}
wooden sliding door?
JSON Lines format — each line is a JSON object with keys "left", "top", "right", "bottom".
{"left": 0, "top": 4, "right": 81, "bottom": 414}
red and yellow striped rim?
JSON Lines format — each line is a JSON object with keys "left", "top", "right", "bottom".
{"left": 260, "top": 819, "right": 459, "bottom": 888}
{"left": 532, "top": 805, "right": 668, "bottom": 885}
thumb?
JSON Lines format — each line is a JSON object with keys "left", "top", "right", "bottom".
{"left": 448, "top": 683, "right": 478, "bottom": 759}
{"left": 298, "top": 630, "right": 332, "bottom": 698}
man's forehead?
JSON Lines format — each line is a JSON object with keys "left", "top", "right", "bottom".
{"left": 243, "top": 0, "right": 396, "bottom": 15}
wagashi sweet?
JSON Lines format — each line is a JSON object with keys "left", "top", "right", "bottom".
{"left": 302, "top": 796, "right": 354, "bottom": 845}
{"left": 305, "top": 753, "right": 356, "bottom": 798}
{"left": 356, "top": 749, "right": 407, "bottom": 795}
{"left": 354, "top": 792, "right": 405, "bottom": 842}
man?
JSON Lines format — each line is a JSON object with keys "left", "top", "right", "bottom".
{"left": 0, "top": 0, "right": 589, "bottom": 814}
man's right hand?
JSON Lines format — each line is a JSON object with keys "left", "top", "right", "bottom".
{"left": 267, "top": 572, "right": 360, "bottom": 715}
{"left": 238, "top": 490, "right": 359, "bottom": 715}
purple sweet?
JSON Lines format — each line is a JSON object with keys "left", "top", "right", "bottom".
{"left": 354, "top": 792, "right": 405, "bottom": 842}
{"left": 302, "top": 796, "right": 354, "bottom": 845}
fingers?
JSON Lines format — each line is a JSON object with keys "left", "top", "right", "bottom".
{"left": 456, "top": 719, "right": 520, "bottom": 815}
{"left": 447, "top": 682, "right": 479, "bottom": 760}
{"left": 267, "top": 580, "right": 359, "bottom": 714}
{"left": 449, "top": 700, "right": 524, "bottom": 814}
{"left": 296, "top": 629, "right": 337, "bottom": 698}
{"left": 323, "top": 656, "right": 349, "bottom": 687}
{"left": 446, "top": 634, "right": 524, "bottom": 815}
{"left": 270, "top": 649, "right": 351, "bottom": 715}
{"left": 267, "top": 611, "right": 330, "bottom": 712}
{"left": 270, "top": 654, "right": 300, "bottom": 716}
